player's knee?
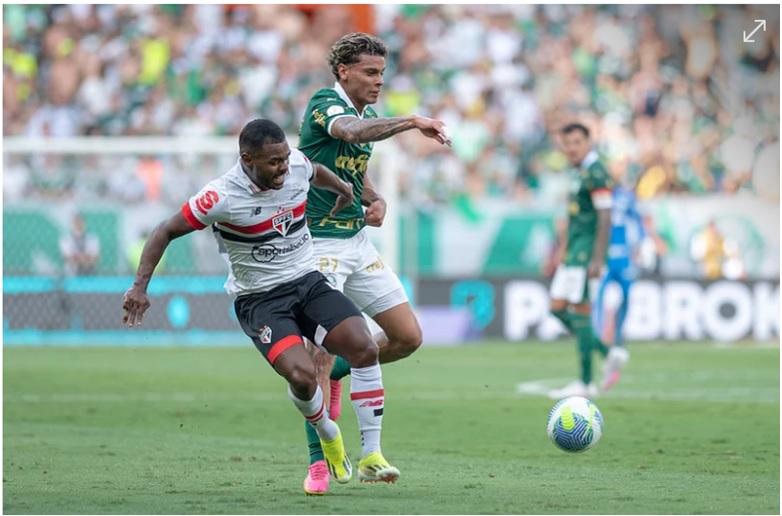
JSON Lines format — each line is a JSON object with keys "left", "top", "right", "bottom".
{"left": 345, "top": 337, "right": 379, "bottom": 368}
{"left": 392, "top": 327, "right": 422, "bottom": 359}
{"left": 285, "top": 362, "right": 317, "bottom": 399}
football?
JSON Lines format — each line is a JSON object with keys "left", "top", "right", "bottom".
{"left": 547, "top": 396, "right": 604, "bottom": 452}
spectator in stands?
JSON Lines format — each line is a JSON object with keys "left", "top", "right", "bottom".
{"left": 59, "top": 214, "right": 101, "bottom": 276}
{"left": 2, "top": 4, "right": 778, "bottom": 205}
{"left": 689, "top": 219, "right": 726, "bottom": 280}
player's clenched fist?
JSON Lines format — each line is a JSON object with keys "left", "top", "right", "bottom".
{"left": 122, "top": 286, "right": 150, "bottom": 327}
{"left": 364, "top": 198, "right": 387, "bottom": 227}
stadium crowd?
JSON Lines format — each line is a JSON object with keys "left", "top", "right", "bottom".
{"left": 3, "top": 4, "right": 779, "bottom": 206}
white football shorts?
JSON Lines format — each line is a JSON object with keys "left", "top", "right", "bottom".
{"left": 549, "top": 264, "right": 598, "bottom": 305}
{"left": 313, "top": 229, "right": 408, "bottom": 317}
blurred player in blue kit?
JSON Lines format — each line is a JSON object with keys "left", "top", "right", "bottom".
{"left": 592, "top": 183, "right": 644, "bottom": 391}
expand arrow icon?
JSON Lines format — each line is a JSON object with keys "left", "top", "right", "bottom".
{"left": 743, "top": 19, "right": 767, "bottom": 43}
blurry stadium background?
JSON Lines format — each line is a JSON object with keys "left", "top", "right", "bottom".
{"left": 3, "top": 3, "right": 779, "bottom": 345}
{"left": 3, "top": 5, "right": 780, "bottom": 515}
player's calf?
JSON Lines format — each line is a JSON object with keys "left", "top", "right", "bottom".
{"left": 379, "top": 328, "right": 422, "bottom": 362}
{"left": 372, "top": 303, "right": 423, "bottom": 363}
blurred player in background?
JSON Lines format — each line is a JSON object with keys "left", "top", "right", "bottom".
{"left": 123, "top": 119, "right": 392, "bottom": 490}
{"left": 546, "top": 123, "right": 615, "bottom": 400}
{"left": 592, "top": 182, "right": 642, "bottom": 391}
{"left": 297, "top": 32, "right": 451, "bottom": 494}
{"left": 59, "top": 214, "right": 100, "bottom": 277}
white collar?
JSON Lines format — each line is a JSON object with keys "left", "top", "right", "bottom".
{"left": 333, "top": 82, "right": 367, "bottom": 118}
{"left": 580, "top": 150, "right": 599, "bottom": 170}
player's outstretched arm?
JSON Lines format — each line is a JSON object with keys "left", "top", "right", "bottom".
{"left": 330, "top": 114, "right": 451, "bottom": 146}
{"left": 310, "top": 162, "right": 355, "bottom": 216}
{"left": 122, "top": 212, "right": 195, "bottom": 327}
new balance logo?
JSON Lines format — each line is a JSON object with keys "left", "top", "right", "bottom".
{"left": 359, "top": 399, "right": 384, "bottom": 408}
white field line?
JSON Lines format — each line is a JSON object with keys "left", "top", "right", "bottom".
{"left": 515, "top": 378, "right": 779, "bottom": 403}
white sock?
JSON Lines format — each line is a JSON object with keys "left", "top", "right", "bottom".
{"left": 349, "top": 364, "right": 384, "bottom": 457}
{"left": 288, "top": 385, "right": 339, "bottom": 441}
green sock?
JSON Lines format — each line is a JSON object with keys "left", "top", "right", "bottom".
{"left": 304, "top": 421, "right": 324, "bottom": 465}
{"left": 570, "top": 313, "right": 594, "bottom": 385}
{"left": 330, "top": 355, "right": 352, "bottom": 380}
{"left": 552, "top": 309, "right": 573, "bottom": 332}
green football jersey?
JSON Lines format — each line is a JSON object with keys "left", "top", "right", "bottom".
{"left": 564, "top": 151, "right": 613, "bottom": 266}
{"left": 299, "top": 86, "right": 377, "bottom": 239}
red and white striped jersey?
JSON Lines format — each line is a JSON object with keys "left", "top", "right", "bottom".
{"left": 181, "top": 148, "right": 316, "bottom": 296}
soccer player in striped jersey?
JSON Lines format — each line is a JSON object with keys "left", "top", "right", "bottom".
{"left": 122, "top": 119, "right": 392, "bottom": 489}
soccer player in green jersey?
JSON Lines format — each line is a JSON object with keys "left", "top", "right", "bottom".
{"left": 546, "top": 122, "right": 624, "bottom": 400}
{"left": 297, "top": 32, "right": 451, "bottom": 495}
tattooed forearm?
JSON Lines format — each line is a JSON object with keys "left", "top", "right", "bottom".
{"left": 332, "top": 116, "right": 417, "bottom": 144}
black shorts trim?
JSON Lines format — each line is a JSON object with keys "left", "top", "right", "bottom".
{"left": 233, "top": 271, "right": 362, "bottom": 363}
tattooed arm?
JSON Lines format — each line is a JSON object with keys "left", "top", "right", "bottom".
{"left": 330, "top": 114, "right": 451, "bottom": 146}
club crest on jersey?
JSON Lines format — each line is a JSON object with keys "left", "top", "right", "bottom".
{"left": 258, "top": 326, "right": 272, "bottom": 344}
{"left": 272, "top": 210, "right": 293, "bottom": 236}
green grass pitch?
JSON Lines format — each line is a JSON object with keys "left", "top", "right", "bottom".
{"left": 3, "top": 341, "right": 779, "bottom": 514}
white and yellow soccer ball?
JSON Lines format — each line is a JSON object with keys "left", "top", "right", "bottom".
{"left": 547, "top": 396, "right": 603, "bottom": 453}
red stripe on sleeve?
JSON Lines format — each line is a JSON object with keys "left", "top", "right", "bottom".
{"left": 267, "top": 335, "right": 304, "bottom": 364}
{"left": 350, "top": 388, "right": 385, "bottom": 401}
{"left": 181, "top": 202, "right": 206, "bottom": 230}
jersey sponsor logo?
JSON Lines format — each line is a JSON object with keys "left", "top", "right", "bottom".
{"left": 310, "top": 216, "right": 365, "bottom": 231}
{"left": 334, "top": 154, "right": 369, "bottom": 175}
{"left": 364, "top": 259, "right": 385, "bottom": 273}
{"left": 326, "top": 105, "right": 345, "bottom": 117}
{"left": 195, "top": 190, "right": 219, "bottom": 215}
{"left": 272, "top": 210, "right": 294, "bottom": 236}
{"left": 312, "top": 109, "right": 326, "bottom": 127}
{"left": 258, "top": 325, "right": 272, "bottom": 344}
{"left": 251, "top": 233, "right": 310, "bottom": 263}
